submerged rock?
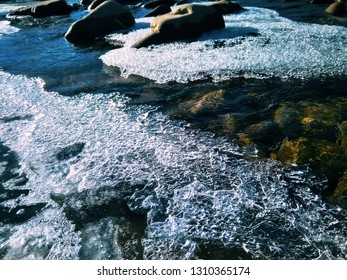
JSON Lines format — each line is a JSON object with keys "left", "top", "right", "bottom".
{"left": 331, "top": 170, "right": 347, "bottom": 205}
{"left": 8, "top": 0, "right": 78, "bottom": 18}
{"left": 273, "top": 99, "right": 347, "bottom": 195}
{"left": 276, "top": 137, "right": 346, "bottom": 172}
{"left": 189, "top": 90, "right": 225, "bottom": 114}
{"left": 175, "top": 89, "right": 225, "bottom": 116}
{"left": 65, "top": 1, "right": 135, "bottom": 44}
{"left": 274, "top": 100, "right": 345, "bottom": 140}
{"left": 132, "top": 4, "right": 225, "bottom": 48}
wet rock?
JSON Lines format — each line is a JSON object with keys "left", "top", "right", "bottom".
{"left": 210, "top": 113, "right": 235, "bottom": 133}
{"left": 325, "top": 2, "right": 346, "bottom": 16}
{"left": 144, "top": 4, "right": 171, "bottom": 17}
{"left": 81, "top": 0, "right": 138, "bottom": 6}
{"left": 176, "top": 89, "right": 225, "bottom": 116}
{"left": 190, "top": 90, "right": 225, "bottom": 114}
{"left": 208, "top": 0, "right": 245, "bottom": 15}
{"left": 87, "top": 0, "right": 137, "bottom": 9}
{"left": 245, "top": 120, "right": 283, "bottom": 149}
{"left": 331, "top": 170, "right": 347, "bottom": 205}
{"left": 88, "top": 0, "right": 108, "bottom": 10}
{"left": 143, "top": 0, "right": 176, "bottom": 9}
{"left": 54, "top": 142, "right": 85, "bottom": 161}
{"left": 337, "top": 121, "right": 347, "bottom": 147}
{"left": 276, "top": 137, "right": 347, "bottom": 182}
{"left": 8, "top": 0, "right": 78, "bottom": 18}
{"left": 65, "top": 1, "right": 135, "bottom": 44}
{"left": 132, "top": 4, "right": 225, "bottom": 48}
{"left": 274, "top": 100, "right": 344, "bottom": 141}
{"left": 236, "top": 133, "right": 254, "bottom": 146}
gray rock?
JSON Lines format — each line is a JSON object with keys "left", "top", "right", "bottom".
{"left": 132, "top": 4, "right": 225, "bottom": 48}
{"left": 144, "top": 4, "right": 171, "bottom": 17}
{"left": 8, "top": 0, "right": 78, "bottom": 18}
{"left": 143, "top": 0, "right": 176, "bottom": 9}
{"left": 65, "top": 1, "right": 135, "bottom": 44}
{"left": 208, "top": 0, "right": 245, "bottom": 15}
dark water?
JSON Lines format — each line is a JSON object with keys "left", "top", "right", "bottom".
{"left": 0, "top": 0, "right": 347, "bottom": 259}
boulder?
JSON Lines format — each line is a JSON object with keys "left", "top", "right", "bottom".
{"left": 81, "top": 0, "right": 138, "bottom": 6}
{"left": 88, "top": 0, "right": 108, "bottom": 10}
{"left": 208, "top": 0, "right": 245, "bottom": 15}
{"left": 144, "top": 4, "right": 171, "bottom": 17}
{"left": 325, "top": 2, "right": 346, "bottom": 16}
{"left": 143, "top": 0, "right": 176, "bottom": 9}
{"left": 87, "top": 0, "right": 137, "bottom": 9}
{"left": 8, "top": 0, "right": 78, "bottom": 18}
{"left": 65, "top": 1, "right": 135, "bottom": 44}
{"left": 132, "top": 4, "right": 225, "bottom": 48}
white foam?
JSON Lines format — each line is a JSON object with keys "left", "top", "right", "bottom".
{"left": 0, "top": 4, "right": 25, "bottom": 14}
{"left": 0, "top": 20, "right": 19, "bottom": 36}
{"left": 1, "top": 70, "right": 346, "bottom": 259}
{"left": 101, "top": 7, "right": 347, "bottom": 83}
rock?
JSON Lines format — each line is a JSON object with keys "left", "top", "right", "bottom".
{"left": 88, "top": 0, "right": 135, "bottom": 9}
{"left": 132, "top": 4, "right": 225, "bottom": 48}
{"left": 331, "top": 170, "right": 347, "bottom": 205}
{"left": 325, "top": 2, "right": 346, "bottom": 16}
{"left": 88, "top": 0, "right": 108, "bottom": 10}
{"left": 189, "top": 90, "right": 225, "bottom": 114}
{"left": 274, "top": 100, "right": 343, "bottom": 141}
{"left": 208, "top": 114, "right": 236, "bottom": 134}
{"left": 8, "top": 0, "right": 78, "bottom": 18}
{"left": 143, "top": 0, "right": 176, "bottom": 9}
{"left": 337, "top": 121, "right": 347, "bottom": 147}
{"left": 276, "top": 137, "right": 346, "bottom": 177}
{"left": 311, "top": 0, "right": 335, "bottom": 4}
{"left": 54, "top": 142, "right": 85, "bottom": 161}
{"left": 176, "top": 89, "right": 225, "bottom": 115}
{"left": 144, "top": 4, "right": 171, "bottom": 17}
{"left": 208, "top": 0, "right": 245, "bottom": 15}
{"left": 81, "top": 0, "right": 138, "bottom": 6}
{"left": 65, "top": 1, "right": 135, "bottom": 44}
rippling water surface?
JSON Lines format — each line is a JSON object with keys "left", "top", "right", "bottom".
{"left": 1, "top": 0, "right": 347, "bottom": 260}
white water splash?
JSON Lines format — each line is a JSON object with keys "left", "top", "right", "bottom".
{"left": 0, "top": 20, "right": 19, "bottom": 36}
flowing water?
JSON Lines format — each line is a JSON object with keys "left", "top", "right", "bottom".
{"left": 0, "top": 0, "right": 347, "bottom": 260}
